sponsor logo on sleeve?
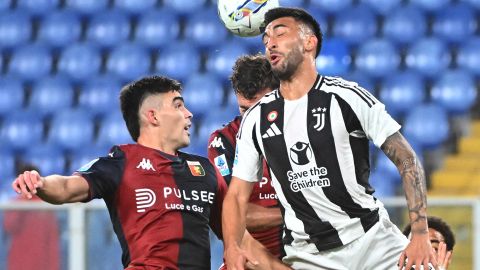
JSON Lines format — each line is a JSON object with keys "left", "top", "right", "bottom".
{"left": 214, "top": 154, "right": 230, "bottom": 176}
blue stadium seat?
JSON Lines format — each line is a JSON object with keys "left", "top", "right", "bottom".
{"left": 0, "top": 0, "right": 11, "bottom": 10}
{"left": 309, "top": 0, "right": 351, "bottom": 13}
{"left": 0, "top": 148, "right": 15, "bottom": 181}
{"left": 410, "top": 0, "right": 449, "bottom": 12}
{"left": 280, "top": 0, "right": 305, "bottom": 7}
{"left": 21, "top": 144, "right": 66, "bottom": 175}
{"left": 403, "top": 104, "right": 449, "bottom": 149}
{"left": 184, "top": 8, "right": 228, "bottom": 49}
{"left": 8, "top": 44, "right": 52, "bottom": 81}
{"left": 114, "top": 0, "right": 156, "bottom": 14}
{"left": 316, "top": 38, "right": 350, "bottom": 76}
{"left": 96, "top": 113, "right": 133, "bottom": 148}
{"left": 64, "top": 0, "right": 108, "bottom": 16}
{"left": 369, "top": 171, "right": 396, "bottom": 199}
{"left": 163, "top": 0, "right": 208, "bottom": 16}
{"left": 198, "top": 107, "right": 238, "bottom": 144}
{"left": 38, "top": 11, "right": 81, "bottom": 48}
{"left": 343, "top": 71, "right": 374, "bottom": 92}
{"left": 0, "top": 11, "right": 31, "bottom": 50}
{"left": 210, "top": 231, "right": 224, "bottom": 270}
{"left": 206, "top": 41, "right": 249, "bottom": 81}
{"left": 379, "top": 71, "right": 426, "bottom": 118}
{"left": 183, "top": 137, "right": 207, "bottom": 157}
{"left": 231, "top": 34, "right": 264, "bottom": 55}
{"left": 463, "top": 0, "right": 480, "bottom": 9}
{"left": 57, "top": 43, "right": 102, "bottom": 83}
{"left": 29, "top": 76, "right": 75, "bottom": 117}
{"left": 432, "top": 3, "right": 476, "bottom": 44}
{"left": 69, "top": 148, "right": 109, "bottom": 173}
{"left": 383, "top": 5, "right": 426, "bottom": 46}
{"left": 48, "top": 108, "right": 95, "bottom": 151}
{"left": 86, "top": 10, "right": 131, "bottom": 48}
{"left": 0, "top": 110, "right": 44, "bottom": 151}
{"left": 78, "top": 75, "right": 122, "bottom": 117}
{"left": 0, "top": 77, "right": 24, "bottom": 116}
{"left": 135, "top": 10, "right": 180, "bottom": 49}
{"left": 182, "top": 73, "right": 224, "bottom": 118}
{"left": 360, "top": 0, "right": 401, "bottom": 15}
{"left": 332, "top": 4, "right": 376, "bottom": 45}
{"left": 17, "top": 0, "right": 59, "bottom": 16}
{"left": 355, "top": 39, "right": 400, "bottom": 78}
{"left": 457, "top": 37, "right": 480, "bottom": 75}
{"left": 106, "top": 43, "right": 151, "bottom": 82}
{"left": 87, "top": 211, "right": 118, "bottom": 270}
{"left": 431, "top": 70, "right": 477, "bottom": 115}
{"left": 305, "top": 6, "right": 329, "bottom": 36}
{"left": 374, "top": 153, "right": 400, "bottom": 183}
{"left": 405, "top": 38, "right": 451, "bottom": 78}
{"left": 155, "top": 42, "right": 201, "bottom": 82}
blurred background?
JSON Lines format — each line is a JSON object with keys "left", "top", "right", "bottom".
{"left": 0, "top": 0, "right": 479, "bottom": 269}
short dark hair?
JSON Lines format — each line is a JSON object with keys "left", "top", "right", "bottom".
{"left": 402, "top": 216, "right": 456, "bottom": 251}
{"left": 264, "top": 7, "right": 323, "bottom": 58}
{"left": 230, "top": 54, "right": 279, "bottom": 100}
{"left": 120, "top": 75, "right": 182, "bottom": 142}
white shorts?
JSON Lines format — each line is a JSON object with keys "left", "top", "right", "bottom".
{"left": 283, "top": 216, "right": 409, "bottom": 270}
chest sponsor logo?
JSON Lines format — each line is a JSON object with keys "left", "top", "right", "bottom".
{"left": 209, "top": 136, "right": 225, "bottom": 149}
{"left": 214, "top": 154, "right": 230, "bottom": 176}
{"left": 164, "top": 187, "right": 215, "bottom": 213}
{"left": 136, "top": 158, "right": 156, "bottom": 171}
{"left": 289, "top": 142, "right": 312, "bottom": 165}
{"left": 262, "top": 123, "right": 282, "bottom": 138}
{"left": 135, "top": 188, "right": 156, "bottom": 213}
{"left": 312, "top": 107, "right": 327, "bottom": 131}
{"left": 287, "top": 167, "right": 331, "bottom": 192}
{"left": 187, "top": 160, "right": 205, "bottom": 176}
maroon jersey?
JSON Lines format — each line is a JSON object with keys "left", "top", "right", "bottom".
{"left": 207, "top": 116, "right": 283, "bottom": 258}
{"left": 76, "top": 144, "right": 227, "bottom": 270}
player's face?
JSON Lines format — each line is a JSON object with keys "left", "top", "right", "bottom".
{"left": 236, "top": 88, "right": 272, "bottom": 116}
{"left": 263, "top": 17, "right": 304, "bottom": 80}
{"left": 428, "top": 228, "right": 446, "bottom": 252}
{"left": 157, "top": 91, "right": 193, "bottom": 150}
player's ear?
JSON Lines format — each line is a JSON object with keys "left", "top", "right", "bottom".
{"left": 304, "top": 35, "right": 317, "bottom": 55}
{"left": 146, "top": 109, "right": 159, "bottom": 125}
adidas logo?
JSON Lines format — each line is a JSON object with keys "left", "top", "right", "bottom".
{"left": 136, "top": 158, "right": 156, "bottom": 171}
{"left": 262, "top": 123, "right": 282, "bottom": 138}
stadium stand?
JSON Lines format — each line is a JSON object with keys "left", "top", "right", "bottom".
{"left": 0, "top": 1, "right": 478, "bottom": 269}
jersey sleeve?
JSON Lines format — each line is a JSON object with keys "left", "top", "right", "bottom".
{"left": 331, "top": 80, "right": 401, "bottom": 148}
{"left": 231, "top": 108, "right": 263, "bottom": 183}
{"left": 207, "top": 131, "right": 235, "bottom": 185}
{"left": 209, "top": 164, "right": 228, "bottom": 240}
{"left": 74, "top": 146, "right": 125, "bottom": 201}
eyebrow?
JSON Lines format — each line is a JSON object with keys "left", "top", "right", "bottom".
{"left": 262, "top": 23, "right": 288, "bottom": 40}
{"left": 172, "top": 96, "right": 184, "bottom": 103}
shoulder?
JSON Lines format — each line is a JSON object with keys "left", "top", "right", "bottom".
{"left": 320, "top": 76, "right": 379, "bottom": 108}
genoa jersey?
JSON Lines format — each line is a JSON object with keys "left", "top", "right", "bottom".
{"left": 233, "top": 75, "right": 401, "bottom": 252}
{"left": 76, "top": 144, "right": 227, "bottom": 270}
{"left": 207, "top": 116, "right": 283, "bottom": 258}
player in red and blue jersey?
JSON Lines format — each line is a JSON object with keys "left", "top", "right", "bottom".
{"left": 12, "top": 76, "right": 284, "bottom": 270}
{"left": 208, "top": 55, "right": 284, "bottom": 264}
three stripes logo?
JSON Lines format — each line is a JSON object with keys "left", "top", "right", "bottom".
{"left": 135, "top": 188, "right": 156, "bottom": 213}
{"left": 262, "top": 123, "right": 282, "bottom": 138}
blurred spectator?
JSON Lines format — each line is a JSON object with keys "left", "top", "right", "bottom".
{"left": 3, "top": 164, "right": 60, "bottom": 270}
{"left": 403, "top": 216, "right": 455, "bottom": 270}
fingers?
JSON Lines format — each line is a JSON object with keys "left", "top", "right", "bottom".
{"left": 11, "top": 170, "right": 42, "bottom": 199}
{"left": 398, "top": 252, "right": 406, "bottom": 270}
{"left": 437, "top": 242, "right": 446, "bottom": 264}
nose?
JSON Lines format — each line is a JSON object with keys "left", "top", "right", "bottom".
{"left": 184, "top": 107, "right": 193, "bottom": 119}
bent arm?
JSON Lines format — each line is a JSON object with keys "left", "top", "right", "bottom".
{"left": 246, "top": 203, "right": 282, "bottom": 232}
{"left": 12, "top": 170, "right": 90, "bottom": 204}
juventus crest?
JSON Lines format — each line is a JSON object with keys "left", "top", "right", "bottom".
{"left": 312, "top": 107, "right": 327, "bottom": 131}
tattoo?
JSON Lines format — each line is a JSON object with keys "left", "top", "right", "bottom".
{"left": 381, "top": 132, "right": 428, "bottom": 232}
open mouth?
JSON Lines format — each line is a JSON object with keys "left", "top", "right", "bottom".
{"left": 270, "top": 54, "right": 281, "bottom": 65}
{"left": 184, "top": 124, "right": 192, "bottom": 136}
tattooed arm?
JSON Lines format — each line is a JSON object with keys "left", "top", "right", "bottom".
{"left": 381, "top": 132, "right": 437, "bottom": 270}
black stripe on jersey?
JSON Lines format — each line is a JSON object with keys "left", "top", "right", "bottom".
{"left": 335, "top": 94, "right": 375, "bottom": 195}
{"left": 323, "top": 77, "right": 375, "bottom": 107}
{"left": 252, "top": 123, "right": 262, "bottom": 156}
{"left": 278, "top": 203, "right": 293, "bottom": 245}
{"left": 260, "top": 98, "right": 343, "bottom": 251}
{"left": 307, "top": 90, "right": 379, "bottom": 233}
{"left": 238, "top": 102, "right": 261, "bottom": 140}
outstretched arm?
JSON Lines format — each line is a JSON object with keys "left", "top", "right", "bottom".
{"left": 380, "top": 132, "right": 437, "bottom": 270}
{"left": 246, "top": 203, "right": 282, "bottom": 232}
{"left": 12, "top": 170, "right": 89, "bottom": 204}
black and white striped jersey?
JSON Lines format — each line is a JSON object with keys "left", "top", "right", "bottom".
{"left": 232, "top": 75, "right": 401, "bottom": 252}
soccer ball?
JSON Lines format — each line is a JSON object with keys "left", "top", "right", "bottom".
{"left": 217, "top": 0, "right": 280, "bottom": 37}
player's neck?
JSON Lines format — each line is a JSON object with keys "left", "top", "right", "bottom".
{"left": 279, "top": 59, "right": 317, "bottom": 100}
{"left": 137, "top": 133, "right": 177, "bottom": 156}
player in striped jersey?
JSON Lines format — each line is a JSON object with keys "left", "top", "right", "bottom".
{"left": 208, "top": 55, "right": 284, "bottom": 267}
{"left": 222, "top": 7, "right": 438, "bottom": 270}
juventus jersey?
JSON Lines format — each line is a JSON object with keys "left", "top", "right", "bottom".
{"left": 233, "top": 75, "right": 401, "bottom": 252}
{"left": 207, "top": 116, "right": 283, "bottom": 258}
{"left": 76, "top": 144, "right": 227, "bottom": 270}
